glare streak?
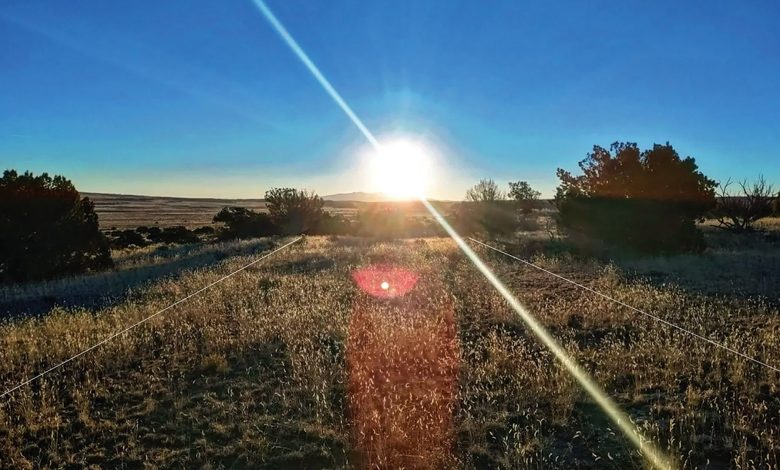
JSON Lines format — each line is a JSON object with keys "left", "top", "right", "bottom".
{"left": 252, "top": 0, "right": 380, "bottom": 149}
{"left": 423, "top": 201, "right": 673, "bottom": 469}
{"left": 255, "top": 3, "right": 673, "bottom": 468}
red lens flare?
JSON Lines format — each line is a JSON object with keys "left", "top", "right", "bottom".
{"left": 351, "top": 264, "right": 418, "bottom": 298}
{"left": 347, "top": 272, "right": 459, "bottom": 468}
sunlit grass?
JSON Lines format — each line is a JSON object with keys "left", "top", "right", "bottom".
{"left": 0, "top": 236, "right": 778, "bottom": 468}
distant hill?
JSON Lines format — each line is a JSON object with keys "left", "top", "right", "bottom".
{"left": 323, "top": 192, "right": 390, "bottom": 202}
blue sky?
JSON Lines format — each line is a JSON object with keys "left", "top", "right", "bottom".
{"left": 1, "top": 0, "right": 778, "bottom": 199}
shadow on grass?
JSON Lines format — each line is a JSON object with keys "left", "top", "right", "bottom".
{"left": 0, "top": 238, "right": 277, "bottom": 318}
{"left": 501, "top": 226, "right": 780, "bottom": 303}
{"left": 613, "top": 227, "right": 780, "bottom": 302}
{"left": 6, "top": 338, "right": 350, "bottom": 469}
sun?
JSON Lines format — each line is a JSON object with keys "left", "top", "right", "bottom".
{"left": 370, "top": 139, "right": 432, "bottom": 200}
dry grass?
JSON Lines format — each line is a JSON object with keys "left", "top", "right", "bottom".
{"left": 0, "top": 238, "right": 276, "bottom": 317}
{"left": 84, "top": 193, "right": 269, "bottom": 229}
{"left": 85, "top": 192, "right": 456, "bottom": 229}
{"left": 756, "top": 217, "right": 780, "bottom": 231}
{"left": 0, "top": 236, "right": 778, "bottom": 468}
{"left": 616, "top": 223, "right": 780, "bottom": 299}
{"left": 348, "top": 266, "right": 459, "bottom": 468}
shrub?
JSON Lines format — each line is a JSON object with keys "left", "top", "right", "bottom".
{"left": 157, "top": 226, "right": 200, "bottom": 244}
{"left": 0, "top": 170, "right": 112, "bottom": 283}
{"left": 355, "top": 204, "right": 442, "bottom": 239}
{"left": 265, "top": 188, "right": 324, "bottom": 235}
{"left": 143, "top": 226, "right": 162, "bottom": 238}
{"left": 555, "top": 142, "right": 716, "bottom": 254}
{"left": 516, "top": 214, "right": 541, "bottom": 232}
{"left": 192, "top": 226, "right": 215, "bottom": 236}
{"left": 508, "top": 180, "right": 541, "bottom": 215}
{"left": 109, "top": 229, "right": 148, "bottom": 249}
{"left": 357, "top": 205, "right": 406, "bottom": 238}
{"left": 213, "top": 207, "right": 277, "bottom": 239}
{"left": 450, "top": 201, "right": 517, "bottom": 237}
{"left": 315, "top": 212, "right": 353, "bottom": 235}
{"left": 465, "top": 179, "right": 505, "bottom": 202}
{"left": 714, "top": 176, "right": 777, "bottom": 232}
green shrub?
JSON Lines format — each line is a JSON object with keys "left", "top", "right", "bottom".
{"left": 109, "top": 229, "right": 148, "bottom": 249}
{"left": 265, "top": 188, "right": 324, "bottom": 235}
{"left": 555, "top": 142, "right": 716, "bottom": 254}
{"left": 213, "top": 207, "right": 277, "bottom": 239}
{"left": 0, "top": 170, "right": 112, "bottom": 283}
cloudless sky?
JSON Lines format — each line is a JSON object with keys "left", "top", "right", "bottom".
{"left": 1, "top": 0, "right": 778, "bottom": 199}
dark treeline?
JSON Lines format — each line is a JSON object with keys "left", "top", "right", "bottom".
{"left": 211, "top": 187, "right": 547, "bottom": 242}
{"left": 213, "top": 191, "right": 448, "bottom": 240}
{"left": 555, "top": 142, "right": 778, "bottom": 253}
{"left": 556, "top": 142, "right": 717, "bottom": 253}
{"left": 2, "top": 141, "right": 778, "bottom": 284}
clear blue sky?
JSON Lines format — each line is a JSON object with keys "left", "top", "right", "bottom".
{"left": 1, "top": 0, "right": 778, "bottom": 199}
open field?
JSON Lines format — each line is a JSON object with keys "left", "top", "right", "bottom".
{"left": 83, "top": 193, "right": 270, "bottom": 229}
{"left": 7, "top": 1, "right": 778, "bottom": 468}
{"left": 1, "top": 236, "right": 778, "bottom": 468}
{"left": 83, "top": 193, "right": 460, "bottom": 229}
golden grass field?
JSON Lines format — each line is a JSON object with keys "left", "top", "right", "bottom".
{"left": 83, "top": 193, "right": 271, "bottom": 229}
{"left": 83, "top": 193, "right": 451, "bottom": 230}
{"left": 1, "top": 234, "right": 778, "bottom": 468}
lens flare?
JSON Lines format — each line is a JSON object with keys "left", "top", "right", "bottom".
{"left": 421, "top": 199, "right": 673, "bottom": 469}
{"left": 352, "top": 265, "right": 418, "bottom": 298}
{"left": 348, "top": 272, "right": 458, "bottom": 467}
{"left": 255, "top": 2, "right": 673, "bottom": 467}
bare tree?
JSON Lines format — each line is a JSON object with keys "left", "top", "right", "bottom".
{"left": 715, "top": 175, "right": 777, "bottom": 232}
{"left": 465, "top": 179, "right": 505, "bottom": 202}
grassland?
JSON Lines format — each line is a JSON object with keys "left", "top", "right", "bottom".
{"left": 1, "top": 233, "right": 778, "bottom": 468}
{"left": 84, "top": 192, "right": 452, "bottom": 229}
{"left": 0, "top": 238, "right": 277, "bottom": 317}
{"left": 83, "top": 193, "right": 270, "bottom": 229}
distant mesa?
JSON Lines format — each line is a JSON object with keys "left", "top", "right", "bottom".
{"left": 322, "top": 192, "right": 394, "bottom": 202}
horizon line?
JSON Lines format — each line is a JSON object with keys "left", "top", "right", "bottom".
{"left": 78, "top": 190, "right": 462, "bottom": 203}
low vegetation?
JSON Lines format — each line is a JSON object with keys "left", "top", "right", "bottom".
{"left": 0, "top": 237, "right": 777, "bottom": 468}
{"left": 0, "top": 238, "right": 276, "bottom": 317}
{"left": 0, "top": 171, "right": 112, "bottom": 284}
{"left": 213, "top": 206, "right": 277, "bottom": 240}
{"left": 1, "top": 144, "right": 778, "bottom": 468}
{"left": 265, "top": 188, "right": 325, "bottom": 235}
{"left": 714, "top": 175, "right": 779, "bottom": 233}
{"left": 107, "top": 225, "right": 206, "bottom": 249}
{"left": 556, "top": 142, "right": 717, "bottom": 254}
